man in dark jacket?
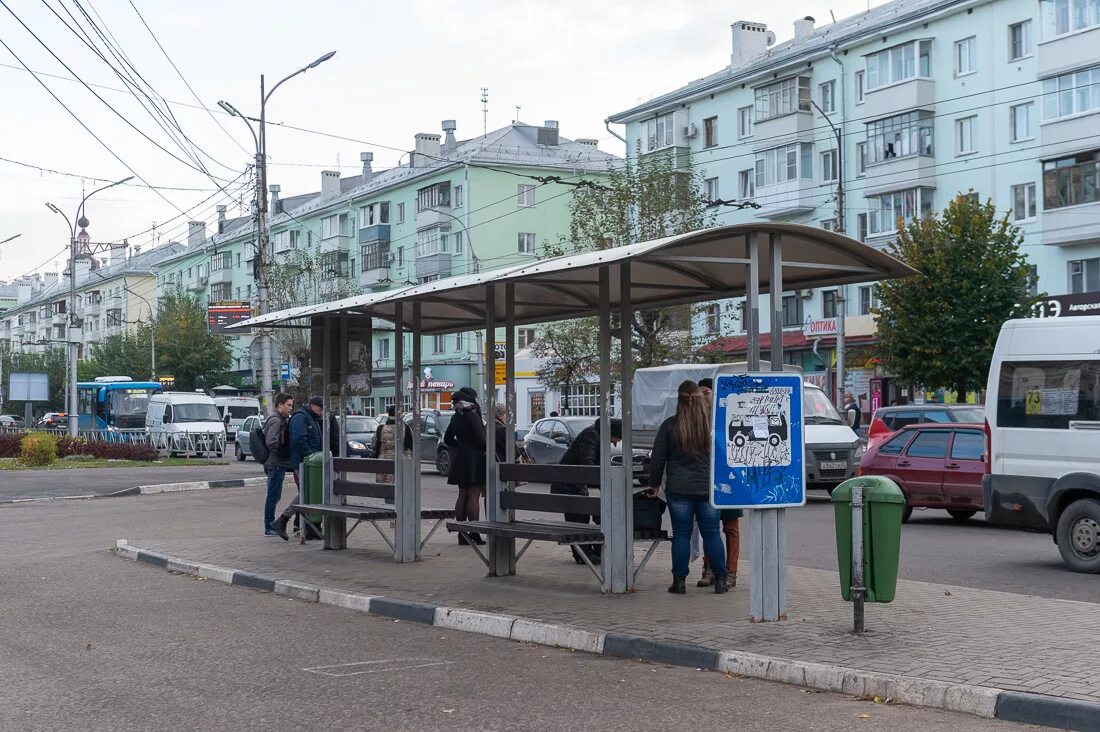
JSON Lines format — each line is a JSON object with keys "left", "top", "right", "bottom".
{"left": 550, "top": 418, "right": 622, "bottom": 564}
{"left": 262, "top": 393, "right": 294, "bottom": 537}
{"left": 270, "top": 396, "right": 329, "bottom": 541}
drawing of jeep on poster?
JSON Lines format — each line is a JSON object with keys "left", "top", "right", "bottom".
{"left": 722, "top": 386, "right": 794, "bottom": 469}
{"left": 729, "top": 410, "right": 788, "bottom": 448}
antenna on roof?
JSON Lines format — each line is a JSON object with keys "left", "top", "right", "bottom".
{"left": 481, "top": 87, "right": 489, "bottom": 136}
{"left": 514, "top": 105, "right": 521, "bottom": 123}
{"left": 830, "top": 9, "right": 837, "bottom": 22}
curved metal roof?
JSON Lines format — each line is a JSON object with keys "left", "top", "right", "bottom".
{"left": 232, "top": 222, "right": 916, "bottom": 335}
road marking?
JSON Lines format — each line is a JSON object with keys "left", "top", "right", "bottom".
{"left": 303, "top": 659, "right": 455, "bottom": 677}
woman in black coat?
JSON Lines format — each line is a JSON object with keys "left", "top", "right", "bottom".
{"left": 444, "top": 389, "right": 486, "bottom": 545}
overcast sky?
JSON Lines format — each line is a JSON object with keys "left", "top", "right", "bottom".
{"left": 0, "top": 0, "right": 879, "bottom": 281}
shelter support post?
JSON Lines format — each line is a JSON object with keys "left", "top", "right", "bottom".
{"left": 748, "top": 233, "right": 789, "bottom": 622}
{"left": 393, "top": 302, "right": 417, "bottom": 562}
{"left": 320, "top": 316, "right": 336, "bottom": 547}
{"left": 484, "top": 285, "right": 514, "bottom": 575}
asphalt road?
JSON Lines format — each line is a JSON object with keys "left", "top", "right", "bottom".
{"left": 1, "top": 494, "right": 1025, "bottom": 731}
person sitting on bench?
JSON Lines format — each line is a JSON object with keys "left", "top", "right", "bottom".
{"left": 550, "top": 417, "right": 621, "bottom": 565}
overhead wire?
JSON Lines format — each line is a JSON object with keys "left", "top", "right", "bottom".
{"left": 0, "top": 155, "right": 224, "bottom": 191}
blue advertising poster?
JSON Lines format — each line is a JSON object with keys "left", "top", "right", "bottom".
{"left": 710, "top": 372, "right": 805, "bottom": 509}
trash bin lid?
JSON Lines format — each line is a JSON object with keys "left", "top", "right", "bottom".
{"left": 830, "top": 476, "right": 906, "bottom": 504}
{"left": 304, "top": 451, "right": 324, "bottom": 466}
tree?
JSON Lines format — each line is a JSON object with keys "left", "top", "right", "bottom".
{"left": 87, "top": 323, "right": 154, "bottom": 380}
{"left": 547, "top": 146, "right": 716, "bottom": 368}
{"left": 155, "top": 288, "right": 233, "bottom": 391}
{"left": 532, "top": 318, "right": 602, "bottom": 414}
{"left": 0, "top": 346, "right": 69, "bottom": 412}
{"left": 874, "top": 193, "right": 1039, "bottom": 397}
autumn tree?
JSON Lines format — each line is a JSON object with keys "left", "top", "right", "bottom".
{"left": 155, "top": 289, "right": 233, "bottom": 391}
{"left": 875, "top": 193, "right": 1039, "bottom": 397}
{"left": 87, "top": 323, "right": 155, "bottom": 381}
{"left": 532, "top": 318, "right": 603, "bottom": 414}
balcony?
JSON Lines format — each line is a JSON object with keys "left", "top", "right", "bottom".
{"left": 318, "top": 234, "right": 350, "bottom": 255}
{"left": 1040, "top": 110, "right": 1100, "bottom": 159}
{"left": 864, "top": 155, "right": 936, "bottom": 196}
{"left": 415, "top": 207, "right": 453, "bottom": 229}
{"left": 208, "top": 267, "right": 233, "bottom": 286}
{"left": 1038, "top": 25, "right": 1100, "bottom": 79}
{"left": 1042, "top": 159, "right": 1100, "bottom": 247}
{"left": 864, "top": 78, "right": 935, "bottom": 121}
{"left": 186, "top": 276, "right": 208, "bottom": 293}
{"left": 360, "top": 242, "right": 391, "bottom": 288}
{"left": 358, "top": 224, "right": 391, "bottom": 245}
{"left": 752, "top": 110, "right": 814, "bottom": 151}
{"left": 752, "top": 181, "right": 816, "bottom": 219}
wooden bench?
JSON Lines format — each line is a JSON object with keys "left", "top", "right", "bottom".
{"left": 291, "top": 457, "right": 454, "bottom": 552}
{"left": 446, "top": 463, "right": 667, "bottom": 585}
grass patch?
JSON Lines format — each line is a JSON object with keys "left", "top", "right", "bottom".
{"left": 0, "top": 458, "right": 228, "bottom": 471}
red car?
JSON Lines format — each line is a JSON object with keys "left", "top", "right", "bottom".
{"left": 858, "top": 423, "right": 987, "bottom": 523}
{"left": 866, "top": 404, "right": 985, "bottom": 450}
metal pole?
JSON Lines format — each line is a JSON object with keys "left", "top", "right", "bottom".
{"left": 410, "top": 303, "right": 422, "bottom": 560}
{"left": 257, "top": 74, "right": 274, "bottom": 417}
{"left": 597, "top": 266, "right": 622, "bottom": 592}
{"left": 616, "top": 262, "right": 635, "bottom": 591}
{"left": 68, "top": 233, "right": 78, "bottom": 437}
{"left": 393, "top": 302, "right": 413, "bottom": 562}
{"left": 851, "top": 482, "right": 865, "bottom": 633}
{"left": 836, "top": 289, "right": 846, "bottom": 408}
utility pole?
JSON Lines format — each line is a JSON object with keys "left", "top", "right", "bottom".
{"left": 218, "top": 51, "right": 335, "bottom": 416}
{"left": 811, "top": 98, "right": 846, "bottom": 407}
{"left": 480, "top": 88, "right": 489, "bottom": 136}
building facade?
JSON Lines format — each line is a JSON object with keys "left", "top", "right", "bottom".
{"left": 608, "top": 0, "right": 1100, "bottom": 406}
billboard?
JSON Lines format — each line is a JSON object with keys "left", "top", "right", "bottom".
{"left": 9, "top": 372, "right": 50, "bottom": 401}
{"left": 208, "top": 301, "right": 252, "bottom": 334}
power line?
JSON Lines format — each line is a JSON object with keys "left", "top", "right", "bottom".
{"left": 0, "top": 155, "right": 224, "bottom": 191}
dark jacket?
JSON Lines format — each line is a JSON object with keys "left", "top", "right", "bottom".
{"left": 649, "top": 416, "right": 711, "bottom": 498}
{"left": 263, "top": 413, "right": 291, "bottom": 469}
{"left": 444, "top": 407, "right": 486, "bottom": 486}
{"left": 289, "top": 408, "right": 323, "bottom": 467}
{"left": 494, "top": 423, "right": 510, "bottom": 463}
{"left": 550, "top": 422, "right": 601, "bottom": 496}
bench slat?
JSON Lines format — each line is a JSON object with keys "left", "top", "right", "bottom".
{"left": 499, "top": 491, "right": 600, "bottom": 516}
{"left": 292, "top": 503, "right": 455, "bottom": 521}
{"left": 447, "top": 520, "right": 603, "bottom": 544}
{"left": 333, "top": 457, "right": 394, "bottom": 474}
{"left": 499, "top": 463, "right": 600, "bottom": 485}
{"left": 334, "top": 479, "right": 394, "bottom": 500}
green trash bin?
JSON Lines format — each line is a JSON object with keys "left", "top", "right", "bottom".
{"left": 302, "top": 452, "right": 324, "bottom": 526}
{"left": 831, "top": 477, "right": 905, "bottom": 603}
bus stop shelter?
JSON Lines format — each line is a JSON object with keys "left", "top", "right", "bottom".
{"left": 234, "top": 222, "right": 915, "bottom": 621}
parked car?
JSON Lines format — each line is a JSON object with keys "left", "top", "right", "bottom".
{"left": 523, "top": 416, "right": 649, "bottom": 484}
{"left": 213, "top": 396, "right": 261, "bottom": 441}
{"left": 983, "top": 315, "right": 1100, "bottom": 573}
{"left": 0, "top": 415, "right": 24, "bottom": 428}
{"left": 234, "top": 414, "right": 264, "bottom": 461}
{"left": 401, "top": 411, "right": 454, "bottom": 475}
{"left": 340, "top": 415, "right": 381, "bottom": 458}
{"left": 867, "top": 404, "right": 985, "bottom": 449}
{"left": 859, "top": 423, "right": 986, "bottom": 523}
{"left": 146, "top": 392, "right": 226, "bottom": 457}
{"left": 35, "top": 412, "right": 66, "bottom": 429}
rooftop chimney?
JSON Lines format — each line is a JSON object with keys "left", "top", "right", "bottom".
{"left": 269, "top": 183, "right": 282, "bottom": 213}
{"left": 575, "top": 138, "right": 599, "bottom": 148}
{"left": 412, "top": 133, "right": 441, "bottom": 167}
{"left": 187, "top": 221, "right": 206, "bottom": 247}
{"left": 544, "top": 120, "right": 559, "bottom": 129}
{"left": 320, "top": 170, "right": 340, "bottom": 199}
{"left": 441, "top": 120, "right": 457, "bottom": 153}
{"left": 730, "top": 20, "right": 774, "bottom": 69}
{"left": 794, "top": 16, "right": 815, "bottom": 42}
{"left": 216, "top": 204, "right": 227, "bottom": 234}
{"left": 360, "top": 151, "right": 374, "bottom": 182}
{"left": 537, "top": 122, "right": 560, "bottom": 146}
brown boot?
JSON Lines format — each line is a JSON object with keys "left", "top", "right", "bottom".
{"left": 696, "top": 566, "right": 714, "bottom": 587}
{"left": 729, "top": 572, "right": 737, "bottom": 587}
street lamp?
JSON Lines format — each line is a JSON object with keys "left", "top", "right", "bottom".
{"left": 46, "top": 175, "right": 134, "bottom": 437}
{"left": 218, "top": 50, "right": 336, "bottom": 416}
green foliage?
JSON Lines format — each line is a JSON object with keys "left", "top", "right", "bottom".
{"left": 532, "top": 319, "right": 602, "bottom": 409}
{"left": 154, "top": 288, "right": 233, "bottom": 391}
{"left": 87, "top": 322, "right": 154, "bottom": 381}
{"left": 0, "top": 345, "right": 68, "bottom": 411}
{"left": 875, "top": 193, "right": 1039, "bottom": 396}
{"left": 19, "top": 432, "right": 58, "bottom": 466}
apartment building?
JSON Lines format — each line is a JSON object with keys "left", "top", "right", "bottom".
{"left": 607, "top": 0, "right": 1100, "bottom": 404}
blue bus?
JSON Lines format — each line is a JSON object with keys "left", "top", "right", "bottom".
{"left": 76, "top": 377, "right": 163, "bottom": 431}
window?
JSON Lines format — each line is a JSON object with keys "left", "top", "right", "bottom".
{"left": 703, "top": 116, "right": 718, "bottom": 147}
{"left": 397, "top": 202, "right": 405, "bottom": 223}
{"left": 562, "top": 383, "right": 614, "bottom": 417}
{"left": 645, "top": 113, "right": 675, "bottom": 151}
{"left": 878, "top": 432, "right": 912, "bottom": 455}
{"left": 1010, "top": 103, "right": 1035, "bottom": 142}
{"left": 865, "top": 40, "right": 931, "bottom": 91}
{"left": 358, "top": 202, "right": 390, "bottom": 228}
{"left": 956, "top": 117, "right": 977, "bottom": 155}
{"left": 236, "top": 253, "right": 241, "bottom": 268}
{"left": 854, "top": 70, "right": 866, "bottom": 104}
{"left": 951, "top": 431, "right": 985, "bottom": 461}
{"left": 703, "top": 304, "right": 720, "bottom": 335}
{"left": 1042, "top": 66, "right": 1100, "bottom": 120}
{"left": 1041, "top": 0, "right": 1100, "bottom": 37}
{"left": 321, "top": 216, "right": 345, "bottom": 238}
{"left": 906, "top": 431, "right": 950, "bottom": 458}
{"left": 1043, "top": 149, "right": 1100, "bottom": 209}
{"left": 866, "top": 111, "right": 934, "bottom": 164}
{"left": 432, "top": 335, "right": 445, "bottom": 354}
{"left": 453, "top": 185, "right": 463, "bottom": 208}
{"left": 754, "top": 76, "right": 811, "bottom": 121}
{"left": 858, "top": 285, "right": 879, "bottom": 315}
{"left": 1009, "top": 20, "right": 1033, "bottom": 60}
{"left": 819, "top": 80, "right": 836, "bottom": 114}
{"left": 210, "top": 283, "right": 232, "bottom": 302}
{"left": 955, "top": 37, "right": 977, "bottom": 76}
{"left": 1027, "top": 264, "right": 1040, "bottom": 297}
{"left": 704, "top": 177, "right": 720, "bottom": 202}
{"left": 397, "top": 247, "right": 404, "bottom": 267}
{"left": 738, "top": 169, "right": 755, "bottom": 199}
{"left": 1011, "top": 183, "right": 1038, "bottom": 221}
{"left": 319, "top": 251, "right": 348, "bottom": 280}
{"left": 377, "top": 337, "right": 390, "bottom": 361}
{"left": 821, "top": 149, "right": 838, "bottom": 183}
{"left": 821, "top": 219, "right": 837, "bottom": 231}
{"left": 416, "top": 228, "right": 447, "bottom": 257}
{"left": 455, "top": 332, "right": 464, "bottom": 351}
{"left": 867, "top": 188, "right": 933, "bottom": 236}
{"left": 517, "top": 328, "right": 537, "bottom": 349}
{"left": 737, "top": 106, "right": 754, "bottom": 138}
{"left": 1070, "top": 257, "right": 1100, "bottom": 293}
{"left": 517, "top": 184, "right": 535, "bottom": 207}
{"left": 781, "top": 294, "right": 804, "bottom": 327}
{"left": 996, "top": 360, "right": 1100, "bottom": 429}
{"left": 416, "top": 181, "right": 451, "bottom": 211}
{"left": 754, "top": 143, "right": 813, "bottom": 188}
{"left": 452, "top": 230, "right": 464, "bottom": 255}
{"left": 211, "top": 251, "right": 232, "bottom": 271}
{"left": 518, "top": 232, "right": 536, "bottom": 254}
{"left": 361, "top": 242, "right": 390, "bottom": 270}
{"left": 822, "top": 290, "right": 838, "bottom": 318}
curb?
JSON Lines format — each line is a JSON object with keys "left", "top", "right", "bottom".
{"left": 111, "top": 539, "right": 1099, "bottom": 731}
{"left": 1, "top": 477, "right": 264, "bottom": 505}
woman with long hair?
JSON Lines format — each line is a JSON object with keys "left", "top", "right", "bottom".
{"left": 444, "top": 388, "right": 487, "bottom": 545}
{"left": 648, "top": 380, "right": 728, "bottom": 594}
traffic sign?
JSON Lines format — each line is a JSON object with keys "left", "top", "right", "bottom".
{"left": 710, "top": 372, "right": 806, "bottom": 509}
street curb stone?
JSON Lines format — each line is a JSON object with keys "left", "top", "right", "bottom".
{"left": 111, "top": 540, "right": 1099, "bottom": 729}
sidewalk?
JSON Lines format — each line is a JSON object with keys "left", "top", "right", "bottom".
{"left": 118, "top": 517, "right": 1100, "bottom": 728}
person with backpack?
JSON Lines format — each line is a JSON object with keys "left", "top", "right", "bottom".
{"left": 260, "top": 393, "right": 294, "bottom": 537}
{"left": 270, "top": 395, "right": 329, "bottom": 540}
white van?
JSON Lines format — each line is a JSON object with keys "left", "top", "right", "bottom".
{"left": 983, "top": 316, "right": 1100, "bottom": 573}
{"left": 633, "top": 364, "right": 863, "bottom": 491}
{"left": 146, "top": 392, "right": 227, "bottom": 457}
{"left": 213, "top": 396, "right": 261, "bottom": 441}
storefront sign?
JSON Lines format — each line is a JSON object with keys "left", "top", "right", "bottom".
{"left": 1032, "top": 292, "right": 1100, "bottom": 318}
{"left": 803, "top": 317, "right": 838, "bottom": 336}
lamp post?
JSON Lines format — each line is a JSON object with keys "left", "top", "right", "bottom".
{"left": 46, "top": 176, "right": 133, "bottom": 436}
{"left": 124, "top": 286, "right": 157, "bottom": 382}
{"left": 218, "top": 51, "right": 336, "bottom": 416}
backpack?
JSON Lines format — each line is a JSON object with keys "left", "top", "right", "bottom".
{"left": 250, "top": 424, "right": 270, "bottom": 463}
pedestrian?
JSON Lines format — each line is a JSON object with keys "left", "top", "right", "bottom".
{"left": 445, "top": 388, "right": 487, "bottom": 545}
{"left": 649, "top": 380, "right": 728, "bottom": 595}
{"left": 550, "top": 417, "right": 622, "bottom": 565}
{"left": 844, "top": 391, "right": 862, "bottom": 429}
{"left": 492, "top": 402, "right": 511, "bottom": 463}
{"left": 269, "top": 395, "right": 325, "bottom": 540}
{"left": 262, "top": 393, "right": 294, "bottom": 537}
{"left": 695, "top": 378, "right": 741, "bottom": 587}
{"left": 371, "top": 405, "right": 412, "bottom": 485}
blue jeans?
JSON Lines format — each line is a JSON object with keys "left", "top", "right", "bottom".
{"left": 263, "top": 465, "right": 287, "bottom": 530}
{"left": 667, "top": 492, "right": 727, "bottom": 579}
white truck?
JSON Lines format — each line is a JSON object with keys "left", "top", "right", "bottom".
{"left": 632, "top": 364, "right": 863, "bottom": 491}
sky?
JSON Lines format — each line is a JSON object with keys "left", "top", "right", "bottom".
{"left": 0, "top": 0, "right": 880, "bottom": 281}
